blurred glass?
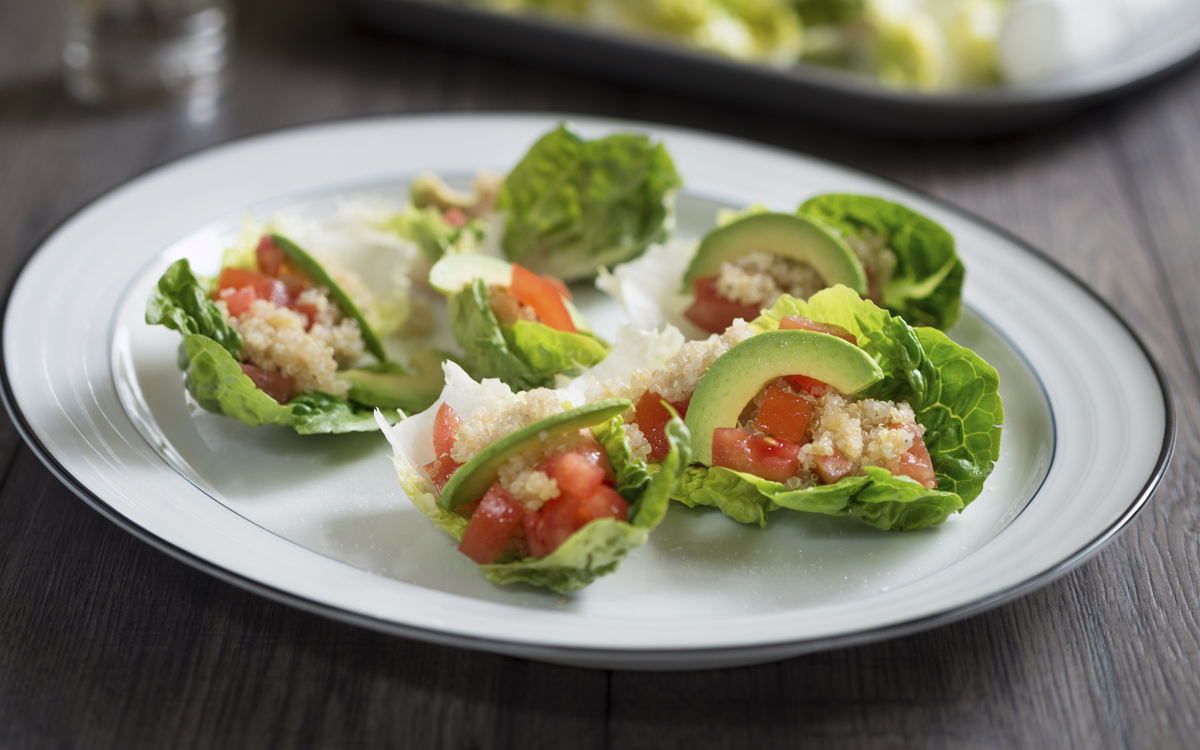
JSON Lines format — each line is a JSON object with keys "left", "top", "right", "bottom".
{"left": 63, "top": 0, "right": 233, "bottom": 110}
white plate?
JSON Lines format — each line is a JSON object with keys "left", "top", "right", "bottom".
{"left": 1, "top": 114, "right": 1172, "bottom": 670}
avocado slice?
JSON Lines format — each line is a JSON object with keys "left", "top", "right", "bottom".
{"left": 429, "top": 253, "right": 512, "bottom": 296}
{"left": 684, "top": 329, "right": 883, "bottom": 466}
{"left": 682, "top": 213, "right": 868, "bottom": 297}
{"left": 342, "top": 349, "right": 451, "bottom": 415}
{"left": 438, "top": 398, "right": 631, "bottom": 511}
{"left": 269, "top": 233, "right": 387, "bottom": 362}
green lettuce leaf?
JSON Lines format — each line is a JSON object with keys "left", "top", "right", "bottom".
{"left": 448, "top": 278, "right": 611, "bottom": 391}
{"left": 676, "top": 286, "right": 1001, "bottom": 530}
{"left": 495, "top": 124, "right": 682, "bottom": 282}
{"left": 146, "top": 258, "right": 242, "bottom": 357}
{"left": 800, "top": 194, "right": 963, "bottom": 330}
{"left": 146, "top": 259, "right": 395, "bottom": 434}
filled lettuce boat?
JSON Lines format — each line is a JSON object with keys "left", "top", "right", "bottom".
{"left": 375, "top": 362, "right": 690, "bottom": 593}
{"left": 377, "top": 124, "right": 683, "bottom": 283}
{"left": 146, "top": 221, "right": 447, "bottom": 433}
{"left": 599, "top": 194, "right": 964, "bottom": 336}
{"left": 429, "top": 254, "right": 611, "bottom": 391}
{"left": 576, "top": 286, "right": 1001, "bottom": 530}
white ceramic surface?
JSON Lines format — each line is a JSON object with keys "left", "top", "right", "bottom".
{"left": 1, "top": 114, "right": 1172, "bottom": 670}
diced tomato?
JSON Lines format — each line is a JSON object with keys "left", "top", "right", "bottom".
{"left": 215, "top": 268, "right": 290, "bottom": 308}
{"left": 633, "top": 391, "right": 690, "bottom": 462}
{"left": 574, "top": 436, "right": 615, "bottom": 483}
{"left": 238, "top": 363, "right": 294, "bottom": 404}
{"left": 812, "top": 451, "right": 856, "bottom": 484}
{"left": 754, "top": 386, "right": 812, "bottom": 444}
{"left": 779, "top": 316, "right": 857, "bottom": 345}
{"left": 218, "top": 286, "right": 258, "bottom": 318}
{"left": 442, "top": 207, "right": 468, "bottom": 228}
{"left": 291, "top": 301, "right": 320, "bottom": 330}
{"left": 432, "top": 403, "right": 462, "bottom": 457}
{"left": 893, "top": 423, "right": 937, "bottom": 489}
{"left": 683, "top": 276, "right": 763, "bottom": 334}
{"left": 458, "top": 484, "right": 526, "bottom": 564}
{"left": 509, "top": 263, "right": 577, "bottom": 333}
{"left": 711, "top": 427, "right": 801, "bottom": 484}
{"left": 523, "top": 485, "right": 629, "bottom": 558}
{"left": 541, "top": 274, "right": 572, "bottom": 302}
{"left": 423, "top": 455, "right": 461, "bottom": 491}
{"left": 255, "top": 236, "right": 286, "bottom": 277}
{"left": 786, "top": 374, "right": 829, "bottom": 397}
{"left": 538, "top": 449, "right": 606, "bottom": 501}
{"left": 577, "top": 485, "right": 629, "bottom": 525}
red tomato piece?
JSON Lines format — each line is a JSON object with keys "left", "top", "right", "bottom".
{"left": 754, "top": 386, "right": 813, "bottom": 444}
{"left": 432, "top": 403, "right": 462, "bottom": 458}
{"left": 523, "top": 484, "right": 630, "bottom": 559}
{"left": 634, "top": 391, "right": 690, "bottom": 462}
{"left": 538, "top": 450, "right": 605, "bottom": 501}
{"left": 683, "top": 276, "right": 763, "bottom": 334}
{"left": 577, "top": 485, "right": 629, "bottom": 525}
{"left": 541, "top": 274, "right": 572, "bottom": 302}
{"left": 893, "top": 423, "right": 937, "bottom": 489}
{"left": 255, "top": 236, "right": 286, "bottom": 277}
{"left": 573, "top": 436, "right": 615, "bottom": 483}
{"left": 509, "top": 263, "right": 577, "bottom": 333}
{"left": 711, "top": 427, "right": 801, "bottom": 484}
{"left": 238, "top": 363, "right": 294, "bottom": 404}
{"left": 291, "top": 301, "right": 319, "bottom": 330}
{"left": 812, "top": 451, "right": 856, "bottom": 484}
{"left": 458, "top": 484, "right": 526, "bottom": 564}
{"left": 786, "top": 374, "right": 829, "bottom": 397}
{"left": 215, "top": 268, "right": 290, "bottom": 308}
{"left": 423, "top": 455, "right": 461, "bottom": 492}
{"left": 779, "top": 316, "right": 857, "bottom": 345}
{"left": 218, "top": 286, "right": 257, "bottom": 318}
{"left": 442, "top": 207, "right": 467, "bottom": 228}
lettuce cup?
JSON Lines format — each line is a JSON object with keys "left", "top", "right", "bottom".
{"left": 429, "top": 254, "right": 611, "bottom": 392}
{"left": 146, "top": 219, "right": 447, "bottom": 433}
{"left": 376, "top": 124, "right": 682, "bottom": 282}
{"left": 599, "top": 194, "right": 965, "bottom": 338}
{"left": 375, "top": 362, "right": 690, "bottom": 593}
{"left": 575, "top": 286, "right": 1001, "bottom": 530}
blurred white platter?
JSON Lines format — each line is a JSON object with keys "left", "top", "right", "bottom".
{"left": 0, "top": 114, "right": 1172, "bottom": 669}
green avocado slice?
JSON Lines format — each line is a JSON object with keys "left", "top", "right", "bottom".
{"left": 682, "top": 212, "right": 868, "bottom": 297}
{"left": 684, "top": 329, "right": 883, "bottom": 466}
{"left": 269, "top": 233, "right": 387, "bottom": 362}
{"left": 342, "top": 349, "right": 451, "bottom": 414}
{"left": 438, "top": 398, "right": 632, "bottom": 511}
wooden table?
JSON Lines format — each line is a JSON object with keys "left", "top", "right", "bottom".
{"left": 2, "top": 0, "right": 1198, "bottom": 747}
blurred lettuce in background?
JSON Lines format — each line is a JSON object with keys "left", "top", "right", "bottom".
{"left": 453, "top": 0, "right": 1013, "bottom": 90}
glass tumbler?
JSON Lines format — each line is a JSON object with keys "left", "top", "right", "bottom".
{"left": 63, "top": 0, "right": 233, "bottom": 109}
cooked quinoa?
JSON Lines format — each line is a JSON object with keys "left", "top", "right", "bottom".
{"left": 449, "top": 388, "right": 566, "bottom": 464}
{"left": 218, "top": 292, "right": 363, "bottom": 398}
{"left": 585, "top": 320, "right": 755, "bottom": 408}
{"left": 715, "top": 251, "right": 827, "bottom": 307}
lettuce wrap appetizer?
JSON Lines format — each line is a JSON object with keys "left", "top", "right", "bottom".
{"left": 373, "top": 171, "right": 501, "bottom": 274}
{"left": 376, "top": 124, "right": 682, "bottom": 284}
{"left": 598, "top": 193, "right": 964, "bottom": 336}
{"left": 575, "top": 286, "right": 1001, "bottom": 530}
{"left": 375, "top": 362, "right": 690, "bottom": 593}
{"left": 146, "top": 219, "right": 448, "bottom": 433}
{"left": 429, "top": 253, "right": 611, "bottom": 391}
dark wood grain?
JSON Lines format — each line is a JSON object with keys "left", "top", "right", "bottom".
{"left": 2, "top": 0, "right": 1200, "bottom": 748}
